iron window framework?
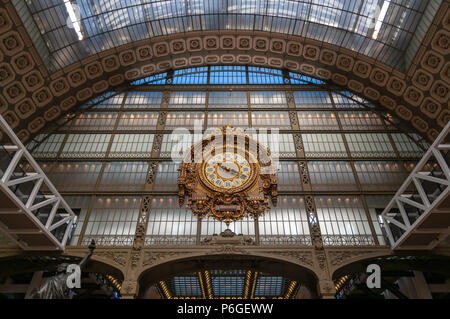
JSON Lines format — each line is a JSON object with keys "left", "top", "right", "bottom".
{"left": 16, "top": 66, "right": 432, "bottom": 249}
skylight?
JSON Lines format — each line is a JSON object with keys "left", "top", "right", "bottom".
{"left": 372, "top": 0, "right": 391, "bottom": 40}
{"left": 16, "top": 0, "right": 430, "bottom": 71}
{"left": 64, "top": 0, "right": 83, "bottom": 41}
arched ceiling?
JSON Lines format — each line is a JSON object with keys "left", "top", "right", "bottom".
{"left": 137, "top": 254, "right": 319, "bottom": 297}
{"left": 0, "top": 0, "right": 449, "bottom": 144}
{"left": 15, "top": 0, "right": 433, "bottom": 72}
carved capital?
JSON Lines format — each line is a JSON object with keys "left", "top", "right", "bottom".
{"left": 94, "top": 250, "right": 129, "bottom": 268}
{"left": 328, "top": 250, "right": 386, "bottom": 268}
{"left": 121, "top": 279, "right": 138, "bottom": 297}
{"left": 314, "top": 249, "right": 328, "bottom": 271}
{"left": 318, "top": 280, "right": 335, "bottom": 299}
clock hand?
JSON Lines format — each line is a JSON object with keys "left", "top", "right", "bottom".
{"left": 218, "top": 163, "right": 230, "bottom": 172}
{"left": 218, "top": 162, "right": 238, "bottom": 175}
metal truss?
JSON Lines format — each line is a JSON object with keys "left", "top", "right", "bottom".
{"left": 382, "top": 121, "right": 450, "bottom": 250}
{"left": 0, "top": 115, "right": 75, "bottom": 251}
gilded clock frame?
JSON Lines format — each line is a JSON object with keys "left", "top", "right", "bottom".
{"left": 178, "top": 126, "right": 278, "bottom": 225}
{"left": 199, "top": 146, "right": 260, "bottom": 194}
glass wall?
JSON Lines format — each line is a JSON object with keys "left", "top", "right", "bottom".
{"left": 48, "top": 162, "right": 102, "bottom": 192}
{"left": 81, "top": 196, "right": 140, "bottom": 246}
{"left": 99, "top": 162, "right": 148, "bottom": 192}
{"left": 308, "top": 161, "right": 357, "bottom": 191}
{"left": 28, "top": 67, "right": 427, "bottom": 247}
{"left": 146, "top": 196, "right": 197, "bottom": 245}
{"left": 315, "top": 196, "right": 374, "bottom": 246}
{"left": 259, "top": 196, "right": 310, "bottom": 245}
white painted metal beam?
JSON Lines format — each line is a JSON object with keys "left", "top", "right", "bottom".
{"left": 0, "top": 115, "right": 75, "bottom": 251}
{"left": 381, "top": 121, "right": 450, "bottom": 250}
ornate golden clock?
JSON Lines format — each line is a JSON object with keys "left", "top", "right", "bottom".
{"left": 178, "top": 126, "right": 278, "bottom": 225}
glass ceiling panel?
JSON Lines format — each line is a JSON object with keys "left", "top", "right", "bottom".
{"left": 22, "top": 0, "right": 429, "bottom": 71}
{"left": 161, "top": 270, "right": 297, "bottom": 298}
{"left": 254, "top": 274, "right": 288, "bottom": 297}
{"left": 167, "top": 275, "right": 202, "bottom": 297}
{"left": 211, "top": 270, "right": 246, "bottom": 297}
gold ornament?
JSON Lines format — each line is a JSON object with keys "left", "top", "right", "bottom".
{"left": 178, "top": 127, "right": 278, "bottom": 225}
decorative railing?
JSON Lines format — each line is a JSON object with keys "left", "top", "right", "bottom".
{"left": 322, "top": 235, "right": 376, "bottom": 246}
{"left": 81, "top": 235, "right": 134, "bottom": 247}
{"left": 74, "top": 233, "right": 382, "bottom": 247}
{"left": 144, "top": 235, "right": 197, "bottom": 246}
{"left": 259, "top": 235, "right": 312, "bottom": 246}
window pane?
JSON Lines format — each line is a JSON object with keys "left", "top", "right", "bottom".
{"left": 209, "top": 91, "right": 248, "bottom": 108}
{"left": 252, "top": 111, "right": 291, "bottom": 129}
{"left": 354, "top": 161, "right": 408, "bottom": 191}
{"left": 308, "top": 161, "right": 357, "bottom": 191}
{"left": 169, "top": 91, "right": 206, "bottom": 108}
{"left": 315, "top": 196, "right": 375, "bottom": 246}
{"left": 207, "top": 111, "right": 249, "bottom": 128}
{"left": 125, "top": 92, "right": 162, "bottom": 108}
{"left": 117, "top": 112, "right": 159, "bottom": 130}
{"left": 293, "top": 91, "right": 332, "bottom": 108}
{"left": 82, "top": 196, "right": 140, "bottom": 246}
{"left": 99, "top": 162, "right": 148, "bottom": 191}
{"left": 278, "top": 162, "right": 302, "bottom": 191}
{"left": 61, "top": 134, "right": 111, "bottom": 158}
{"left": 345, "top": 133, "right": 396, "bottom": 158}
{"left": 153, "top": 162, "right": 180, "bottom": 191}
{"left": 302, "top": 134, "right": 347, "bottom": 158}
{"left": 49, "top": 162, "right": 102, "bottom": 191}
{"left": 297, "top": 111, "right": 339, "bottom": 130}
{"left": 259, "top": 195, "right": 310, "bottom": 246}
{"left": 250, "top": 91, "right": 287, "bottom": 108}
{"left": 109, "top": 134, "right": 154, "bottom": 158}
{"left": 146, "top": 196, "right": 197, "bottom": 245}
{"left": 165, "top": 112, "right": 205, "bottom": 129}
{"left": 339, "top": 111, "right": 384, "bottom": 130}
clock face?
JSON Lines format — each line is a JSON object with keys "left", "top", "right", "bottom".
{"left": 202, "top": 151, "right": 256, "bottom": 192}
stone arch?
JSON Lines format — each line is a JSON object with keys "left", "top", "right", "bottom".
{"left": 0, "top": 3, "right": 449, "bottom": 143}
{"left": 331, "top": 251, "right": 450, "bottom": 280}
{"left": 0, "top": 250, "right": 125, "bottom": 282}
{"left": 137, "top": 251, "right": 320, "bottom": 298}
{"left": 62, "top": 250, "right": 126, "bottom": 281}
{"left": 328, "top": 249, "right": 394, "bottom": 280}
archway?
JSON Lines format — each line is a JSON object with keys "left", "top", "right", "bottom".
{"left": 0, "top": 251, "right": 124, "bottom": 299}
{"left": 138, "top": 253, "right": 320, "bottom": 299}
{"left": 331, "top": 253, "right": 450, "bottom": 299}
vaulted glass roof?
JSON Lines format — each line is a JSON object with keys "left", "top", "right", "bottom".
{"left": 20, "top": 0, "right": 431, "bottom": 72}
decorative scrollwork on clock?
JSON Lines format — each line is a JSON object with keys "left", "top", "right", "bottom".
{"left": 178, "top": 126, "right": 278, "bottom": 225}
